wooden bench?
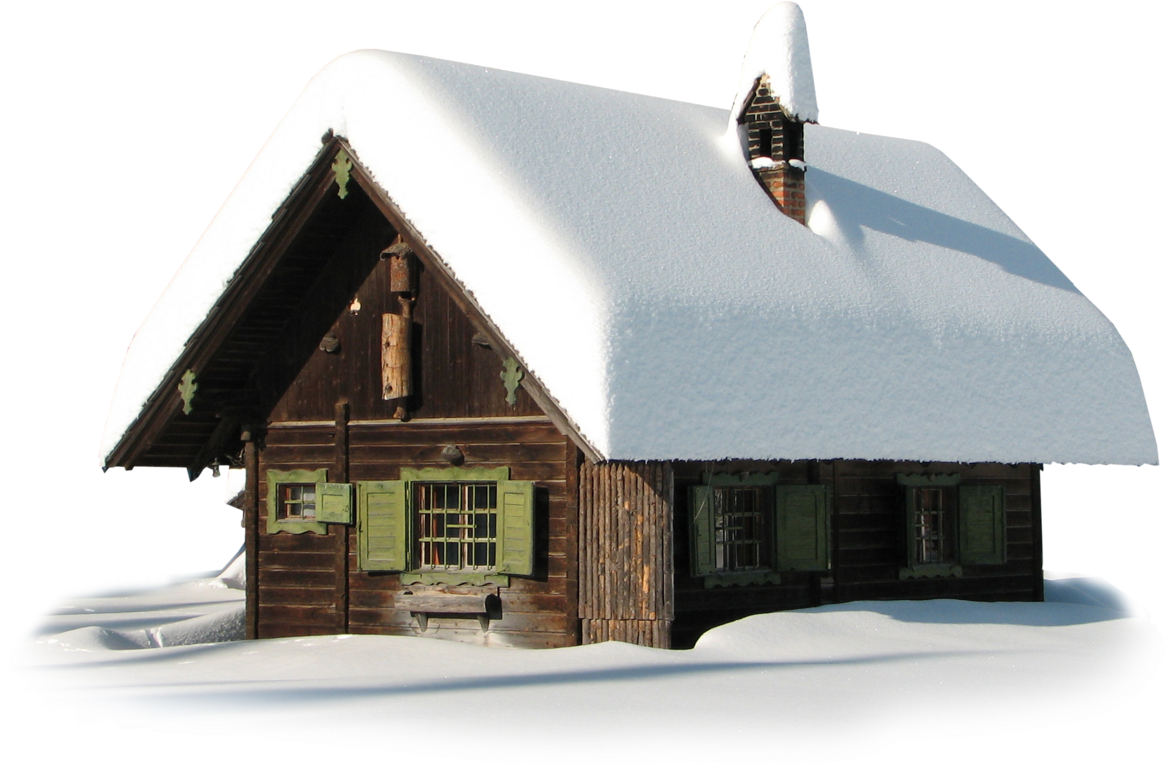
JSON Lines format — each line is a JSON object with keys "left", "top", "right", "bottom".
{"left": 397, "top": 588, "right": 500, "bottom": 631}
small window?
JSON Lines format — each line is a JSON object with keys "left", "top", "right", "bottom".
{"left": 279, "top": 483, "right": 317, "bottom": 522}
{"left": 713, "top": 486, "right": 768, "bottom": 572}
{"left": 266, "top": 468, "right": 329, "bottom": 535}
{"left": 690, "top": 476, "right": 829, "bottom": 587}
{"left": 898, "top": 474, "right": 1007, "bottom": 578}
{"left": 910, "top": 487, "right": 955, "bottom": 566}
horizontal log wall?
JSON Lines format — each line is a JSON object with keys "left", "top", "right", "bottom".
{"left": 256, "top": 425, "right": 340, "bottom": 639}
{"left": 579, "top": 461, "right": 674, "bottom": 647}
{"left": 831, "top": 460, "right": 1041, "bottom": 603}
{"left": 255, "top": 420, "right": 576, "bottom": 647}
{"left": 670, "top": 459, "right": 1042, "bottom": 648}
{"left": 345, "top": 420, "right": 575, "bottom": 648}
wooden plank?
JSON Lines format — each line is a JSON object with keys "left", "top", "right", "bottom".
{"left": 244, "top": 434, "right": 259, "bottom": 640}
{"left": 334, "top": 398, "right": 350, "bottom": 633}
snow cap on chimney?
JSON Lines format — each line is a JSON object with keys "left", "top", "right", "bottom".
{"left": 732, "top": 3, "right": 819, "bottom": 125}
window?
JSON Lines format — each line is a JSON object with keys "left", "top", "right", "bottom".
{"left": 713, "top": 486, "right": 767, "bottom": 572}
{"left": 690, "top": 473, "right": 829, "bottom": 588}
{"left": 416, "top": 481, "right": 498, "bottom": 571}
{"left": 910, "top": 486, "right": 954, "bottom": 566}
{"left": 356, "top": 466, "right": 535, "bottom": 585}
{"left": 280, "top": 483, "right": 317, "bottom": 521}
{"left": 265, "top": 468, "right": 354, "bottom": 535}
{"left": 897, "top": 474, "right": 1006, "bottom": 579}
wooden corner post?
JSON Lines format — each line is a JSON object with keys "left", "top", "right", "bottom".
{"left": 242, "top": 427, "right": 260, "bottom": 640}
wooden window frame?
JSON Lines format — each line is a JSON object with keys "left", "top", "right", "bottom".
{"left": 356, "top": 466, "right": 535, "bottom": 587}
{"left": 897, "top": 474, "right": 1007, "bottom": 578}
{"left": 266, "top": 468, "right": 329, "bottom": 535}
{"left": 690, "top": 473, "right": 830, "bottom": 589}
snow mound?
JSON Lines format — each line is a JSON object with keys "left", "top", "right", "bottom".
{"left": 1043, "top": 573, "right": 1134, "bottom": 613}
{"left": 203, "top": 547, "right": 245, "bottom": 590}
{"left": 40, "top": 606, "right": 245, "bottom": 652}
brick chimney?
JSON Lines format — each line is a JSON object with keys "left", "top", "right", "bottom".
{"left": 740, "top": 74, "right": 807, "bottom": 224}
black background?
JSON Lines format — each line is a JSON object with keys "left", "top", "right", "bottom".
{"left": 13, "top": 4, "right": 1160, "bottom": 766}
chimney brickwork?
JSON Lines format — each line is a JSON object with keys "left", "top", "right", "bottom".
{"left": 741, "top": 75, "right": 807, "bottom": 225}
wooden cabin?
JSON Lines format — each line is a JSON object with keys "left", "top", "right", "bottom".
{"left": 102, "top": 7, "right": 1156, "bottom": 649}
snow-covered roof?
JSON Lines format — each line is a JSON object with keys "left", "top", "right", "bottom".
{"left": 102, "top": 49, "right": 1157, "bottom": 466}
{"left": 732, "top": 2, "right": 818, "bottom": 124}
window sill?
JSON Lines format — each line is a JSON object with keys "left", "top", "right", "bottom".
{"left": 703, "top": 569, "right": 782, "bottom": 589}
{"left": 401, "top": 571, "right": 510, "bottom": 588}
{"left": 899, "top": 564, "right": 963, "bottom": 579}
{"left": 268, "top": 519, "right": 328, "bottom": 536}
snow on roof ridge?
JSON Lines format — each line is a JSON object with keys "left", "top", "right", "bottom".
{"left": 731, "top": 2, "right": 819, "bottom": 126}
{"left": 100, "top": 48, "right": 1158, "bottom": 468}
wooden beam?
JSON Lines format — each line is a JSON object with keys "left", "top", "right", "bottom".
{"left": 243, "top": 430, "right": 260, "bottom": 640}
{"left": 105, "top": 138, "right": 346, "bottom": 470}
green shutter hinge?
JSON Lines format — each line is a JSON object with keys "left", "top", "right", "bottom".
{"left": 331, "top": 150, "right": 353, "bottom": 199}
{"left": 178, "top": 369, "right": 197, "bottom": 415}
{"left": 501, "top": 357, "right": 523, "bottom": 406}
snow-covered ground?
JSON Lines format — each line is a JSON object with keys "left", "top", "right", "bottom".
{"left": 14, "top": 565, "right": 1164, "bottom": 770}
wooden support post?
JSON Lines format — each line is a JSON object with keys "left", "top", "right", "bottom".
{"left": 333, "top": 399, "right": 350, "bottom": 633}
{"left": 1031, "top": 463, "right": 1044, "bottom": 602}
{"left": 243, "top": 429, "right": 260, "bottom": 640}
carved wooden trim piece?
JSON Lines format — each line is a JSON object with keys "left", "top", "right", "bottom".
{"left": 501, "top": 357, "right": 522, "bottom": 406}
{"left": 178, "top": 369, "right": 197, "bottom": 415}
{"left": 331, "top": 149, "right": 352, "bottom": 199}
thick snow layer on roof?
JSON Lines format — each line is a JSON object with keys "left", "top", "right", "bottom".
{"left": 732, "top": 2, "right": 819, "bottom": 123}
{"left": 102, "top": 49, "right": 1156, "bottom": 466}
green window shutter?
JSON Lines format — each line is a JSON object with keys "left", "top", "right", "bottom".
{"left": 357, "top": 481, "right": 409, "bottom": 571}
{"left": 497, "top": 480, "right": 535, "bottom": 576}
{"left": 774, "top": 485, "right": 830, "bottom": 572}
{"left": 959, "top": 485, "right": 1006, "bottom": 565}
{"left": 689, "top": 485, "right": 716, "bottom": 577}
{"left": 315, "top": 482, "right": 353, "bottom": 524}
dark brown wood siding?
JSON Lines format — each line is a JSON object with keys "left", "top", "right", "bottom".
{"left": 831, "top": 460, "right": 1040, "bottom": 603}
{"left": 670, "top": 459, "right": 1042, "bottom": 648}
{"left": 268, "top": 240, "right": 544, "bottom": 423}
{"left": 241, "top": 171, "right": 580, "bottom": 646}
{"left": 255, "top": 421, "right": 576, "bottom": 645}
{"left": 578, "top": 462, "right": 674, "bottom": 648}
{"left": 256, "top": 425, "right": 341, "bottom": 639}
{"left": 343, "top": 419, "right": 575, "bottom": 648}
{"left": 671, "top": 460, "right": 821, "bottom": 647}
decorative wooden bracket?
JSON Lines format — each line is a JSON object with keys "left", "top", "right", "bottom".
{"left": 331, "top": 149, "right": 352, "bottom": 199}
{"left": 178, "top": 370, "right": 197, "bottom": 415}
{"left": 501, "top": 357, "right": 522, "bottom": 406}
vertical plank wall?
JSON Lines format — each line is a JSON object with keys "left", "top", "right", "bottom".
{"left": 578, "top": 462, "right": 674, "bottom": 648}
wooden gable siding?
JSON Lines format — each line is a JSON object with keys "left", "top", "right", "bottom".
{"left": 268, "top": 233, "right": 544, "bottom": 422}
{"left": 669, "top": 459, "right": 1042, "bottom": 648}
